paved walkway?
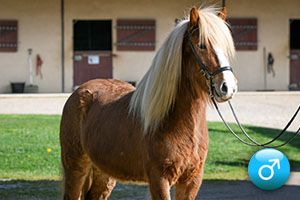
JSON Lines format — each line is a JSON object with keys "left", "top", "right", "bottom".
{"left": 0, "top": 91, "right": 299, "bottom": 131}
{"left": 0, "top": 93, "right": 68, "bottom": 115}
{"left": 206, "top": 91, "right": 300, "bottom": 132}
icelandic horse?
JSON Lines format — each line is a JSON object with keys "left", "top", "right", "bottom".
{"left": 60, "top": 6, "right": 237, "bottom": 200}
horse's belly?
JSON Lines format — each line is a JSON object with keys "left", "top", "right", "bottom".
{"left": 90, "top": 146, "right": 147, "bottom": 183}
{"left": 83, "top": 118, "right": 147, "bottom": 183}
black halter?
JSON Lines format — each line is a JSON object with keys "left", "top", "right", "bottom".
{"left": 188, "top": 27, "right": 300, "bottom": 148}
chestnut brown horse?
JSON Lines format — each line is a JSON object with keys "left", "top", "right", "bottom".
{"left": 60, "top": 6, "right": 237, "bottom": 200}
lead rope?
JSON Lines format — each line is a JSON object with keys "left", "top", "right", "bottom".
{"left": 228, "top": 101, "right": 300, "bottom": 147}
{"left": 210, "top": 93, "right": 300, "bottom": 148}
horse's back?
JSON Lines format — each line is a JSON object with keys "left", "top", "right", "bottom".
{"left": 63, "top": 79, "right": 135, "bottom": 116}
{"left": 79, "top": 79, "right": 135, "bottom": 103}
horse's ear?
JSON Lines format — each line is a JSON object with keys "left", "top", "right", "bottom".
{"left": 218, "top": 7, "right": 227, "bottom": 21}
{"left": 189, "top": 7, "right": 199, "bottom": 28}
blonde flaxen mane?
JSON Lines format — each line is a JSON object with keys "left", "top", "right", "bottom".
{"left": 129, "top": 7, "right": 235, "bottom": 133}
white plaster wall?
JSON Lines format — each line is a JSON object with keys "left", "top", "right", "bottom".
{"left": 1, "top": 0, "right": 298, "bottom": 92}
{"left": 0, "top": 0, "right": 61, "bottom": 93}
{"left": 227, "top": 0, "right": 300, "bottom": 91}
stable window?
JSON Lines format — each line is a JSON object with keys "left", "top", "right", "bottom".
{"left": 0, "top": 20, "right": 18, "bottom": 52}
{"left": 227, "top": 18, "right": 257, "bottom": 50}
{"left": 116, "top": 19, "right": 155, "bottom": 51}
{"left": 73, "top": 20, "right": 112, "bottom": 51}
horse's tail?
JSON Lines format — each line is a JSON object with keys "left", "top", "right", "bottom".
{"left": 60, "top": 87, "right": 94, "bottom": 199}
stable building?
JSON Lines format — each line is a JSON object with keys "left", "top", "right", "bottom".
{"left": 0, "top": 0, "right": 299, "bottom": 93}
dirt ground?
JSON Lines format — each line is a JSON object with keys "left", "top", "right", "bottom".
{"left": 0, "top": 179, "right": 299, "bottom": 200}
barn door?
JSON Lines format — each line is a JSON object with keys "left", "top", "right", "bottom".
{"left": 289, "top": 20, "right": 300, "bottom": 90}
{"left": 73, "top": 20, "right": 112, "bottom": 87}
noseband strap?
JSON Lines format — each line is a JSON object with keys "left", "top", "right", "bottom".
{"left": 188, "top": 27, "right": 300, "bottom": 148}
{"left": 210, "top": 66, "right": 232, "bottom": 76}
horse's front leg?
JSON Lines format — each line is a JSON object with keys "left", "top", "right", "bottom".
{"left": 147, "top": 167, "right": 171, "bottom": 200}
{"left": 174, "top": 174, "right": 203, "bottom": 200}
{"left": 175, "top": 153, "right": 207, "bottom": 200}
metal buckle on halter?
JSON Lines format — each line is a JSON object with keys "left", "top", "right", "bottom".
{"left": 209, "top": 90, "right": 213, "bottom": 98}
{"left": 208, "top": 79, "right": 214, "bottom": 98}
{"left": 200, "top": 69, "right": 206, "bottom": 76}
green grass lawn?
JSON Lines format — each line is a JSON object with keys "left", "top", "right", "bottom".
{"left": 0, "top": 114, "right": 299, "bottom": 181}
{"left": 0, "top": 115, "right": 61, "bottom": 180}
{"left": 206, "top": 122, "right": 300, "bottom": 180}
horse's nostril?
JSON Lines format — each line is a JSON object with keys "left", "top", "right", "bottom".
{"left": 221, "top": 82, "right": 228, "bottom": 94}
{"left": 233, "top": 87, "right": 237, "bottom": 93}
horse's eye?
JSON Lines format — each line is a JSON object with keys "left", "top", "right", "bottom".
{"left": 197, "top": 44, "right": 206, "bottom": 50}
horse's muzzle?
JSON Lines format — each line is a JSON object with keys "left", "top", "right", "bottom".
{"left": 214, "top": 70, "right": 238, "bottom": 102}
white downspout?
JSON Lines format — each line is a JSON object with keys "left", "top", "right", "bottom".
{"left": 28, "top": 48, "right": 33, "bottom": 85}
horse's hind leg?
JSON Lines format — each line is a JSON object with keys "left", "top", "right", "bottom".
{"left": 61, "top": 149, "right": 92, "bottom": 200}
{"left": 61, "top": 120, "right": 92, "bottom": 200}
{"left": 60, "top": 112, "right": 92, "bottom": 199}
{"left": 85, "top": 166, "right": 116, "bottom": 200}
{"left": 60, "top": 88, "right": 94, "bottom": 200}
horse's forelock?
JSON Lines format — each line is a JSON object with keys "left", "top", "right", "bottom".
{"left": 198, "top": 7, "right": 235, "bottom": 62}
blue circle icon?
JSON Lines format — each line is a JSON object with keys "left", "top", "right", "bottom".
{"left": 248, "top": 148, "right": 290, "bottom": 190}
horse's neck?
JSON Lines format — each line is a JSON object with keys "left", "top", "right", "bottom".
{"left": 177, "top": 51, "right": 209, "bottom": 119}
{"left": 177, "top": 79, "right": 207, "bottom": 121}
{"left": 163, "top": 73, "right": 208, "bottom": 135}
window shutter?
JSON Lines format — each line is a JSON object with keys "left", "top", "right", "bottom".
{"left": 0, "top": 20, "right": 18, "bottom": 52}
{"left": 117, "top": 19, "right": 155, "bottom": 51}
{"left": 227, "top": 18, "right": 257, "bottom": 50}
